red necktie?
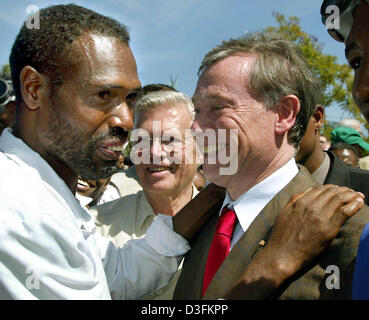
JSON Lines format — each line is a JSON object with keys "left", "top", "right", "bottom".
{"left": 202, "top": 206, "right": 237, "bottom": 296}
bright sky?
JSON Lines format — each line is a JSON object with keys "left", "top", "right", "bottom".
{"left": 0, "top": 0, "right": 353, "bottom": 123}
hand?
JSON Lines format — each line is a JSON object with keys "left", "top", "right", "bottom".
{"left": 224, "top": 184, "right": 364, "bottom": 299}
{"left": 173, "top": 183, "right": 226, "bottom": 241}
{"left": 267, "top": 184, "right": 364, "bottom": 278}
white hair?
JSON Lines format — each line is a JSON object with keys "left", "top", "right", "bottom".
{"left": 133, "top": 91, "right": 195, "bottom": 126}
{"left": 338, "top": 118, "right": 362, "bottom": 134}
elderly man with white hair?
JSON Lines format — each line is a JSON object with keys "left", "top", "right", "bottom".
{"left": 90, "top": 89, "right": 200, "bottom": 299}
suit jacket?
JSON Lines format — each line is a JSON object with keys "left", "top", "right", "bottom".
{"left": 174, "top": 166, "right": 369, "bottom": 300}
{"left": 324, "top": 151, "right": 369, "bottom": 204}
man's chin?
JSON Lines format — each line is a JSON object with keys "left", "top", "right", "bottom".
{"left": 79, "top": 161, "right": 118, "bottom": 180}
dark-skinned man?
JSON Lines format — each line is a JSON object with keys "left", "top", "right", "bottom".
{"left": 0, "top": 4, "right": 192, "bottom": 299}
{"left": 0, "top": 4, "right": 364, "bottom": 300}
{"left": 296, "top": 104, "right": 369, "bottom": 201}
{"left": 321, "top": 0, "right": 369, "bottom": 299}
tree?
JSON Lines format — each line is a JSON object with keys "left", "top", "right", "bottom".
{"left": 265, "top": 13, "right": 369, "bottom": 137}
{"left": 168, "top": 74, "right": 178, "bottom": 89}
{"left": 0, "top": 64, "right": 11, "bottom": 79}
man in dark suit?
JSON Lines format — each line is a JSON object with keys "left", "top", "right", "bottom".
{"left": 174, "top": 32, "right": 369, "bottom": 300}
{"left": 296, "top": 105, "right": 369, "bottom": 201}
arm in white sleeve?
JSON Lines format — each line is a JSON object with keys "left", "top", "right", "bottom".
{"left": 97, "top": 214, "right": 190, "bottom": 300}
{"left": 0, "top": 212, "right": 111, "bottom": 300}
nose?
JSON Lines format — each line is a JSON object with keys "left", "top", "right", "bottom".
{"left": 354, "top": 58, "right": 369, "bottom": 103}
{"left": 107, "top": 103, "right": 133, "bottom": 132}
{"left": 191, "top": 117, "right": 201, "bottom": 132}
{"left": 150, "top": 138, "right": 166, "bottom": 163}
{"left": 191, "top": 108, "right": 212, "bottom": 132}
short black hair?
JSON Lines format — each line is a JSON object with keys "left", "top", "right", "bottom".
{"left": 330, "top": 142, "right": 360, "bottom": 158}
{"left": 126, "top": 83, "right": 177, "bottom": 109}
{"left": 10, "top": 4, "right": 130, "bottom": 102}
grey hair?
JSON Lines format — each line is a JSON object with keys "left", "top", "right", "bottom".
{"left": 133, "top": 91, "right": 195, "bottom": 126}
{"left": 198, "top": 32, "right": 322, "bottom": 148}
{"left": 338, "top": 118, "right": 362, "bottom": 133}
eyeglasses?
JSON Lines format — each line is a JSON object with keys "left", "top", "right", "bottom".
{"left": 320, "top": 0, "right": 369, "bottom": 42}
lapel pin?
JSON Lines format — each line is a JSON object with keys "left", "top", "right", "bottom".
{"left": 259, "top": 240, "right": 266, "bottom": 247}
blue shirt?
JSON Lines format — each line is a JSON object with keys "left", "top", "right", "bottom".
{"left": 353, "top": 222, "right": 369, "bottom": 299}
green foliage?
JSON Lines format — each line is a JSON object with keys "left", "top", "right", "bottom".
{"left": 320, "top": 121, "right": 334, "bottom": 141}
{"left": 0, "top": 64, "right": 11, "bottom": 79}
{"left": 265, "top": 13, "right": 369, "bottom": 134}
{"left": 168, "top": 74, "right": 178, "bottom": 89}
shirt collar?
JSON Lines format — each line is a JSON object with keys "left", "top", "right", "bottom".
{"left": 137, "top": 184, "right": 200, "bottom": 228}
{"left": 221, "top": 157, "right": 298, "bottom": 232}
{"left": 137, "top": 191, "right": 156, "bottom": 228}
{"left": 0, "top": 128, "right": 95, "bottom": 233}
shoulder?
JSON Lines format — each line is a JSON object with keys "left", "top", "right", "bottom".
{"left": 110, "top": 167, "right": 142, "bottom": 197}
{"left": 325, "top": 152, "right": 369, "bottom": 197}
{"left": 326, "top": 151, "right": 369, "bottom": 177}
{"left": 335, "top": 204, "right": 369, "bottom": 254}
{"left": 0, "top": 156, "right": 51, "bottom": 221}
{"left": 90, "top": 191, "right": 142, "bottom": 224}
{"left": 344, "top": 203, "right": 369, "bottom": 229}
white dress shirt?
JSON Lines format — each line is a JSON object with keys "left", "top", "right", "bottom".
{"left": 90, "top": 185, "right": 199, "bottom": 300}
{"left": 0, "top": 129, "right": 190, "bottom": 300}
{"left": 220, "top": 158, "right": 298, "bottom": 249}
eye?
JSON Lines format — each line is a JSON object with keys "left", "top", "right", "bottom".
{"left": 169, "top": 136, "right": 182, "bottom": 143}
{"left": 97, "top": 90, "right": 112, "bottom": 100}
{"left": 348, "top": 57, "right": 362, "bottom": 70}
{"left": 213, "top": 105, "right": 226, "bottom": 112}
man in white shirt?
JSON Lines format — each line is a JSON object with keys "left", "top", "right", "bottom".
{"left": 0, "top": 3, "right": 364, "bottom": 300}
{"left": 174, "top": 32, "right": 369, "bottom": 299}
{"left": 0, "top": 4, "right": 192, "bottom": 300}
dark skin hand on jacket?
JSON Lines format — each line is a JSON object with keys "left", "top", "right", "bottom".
{"left": 223, "top": 184, "right": 364, "bottom": 299}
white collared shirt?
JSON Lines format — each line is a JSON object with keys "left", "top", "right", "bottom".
{"left": 220, "top": 158, "right": 298, "bottom": 249}
{"left": 0, "top": 129, "right": 190, "bottom": 300}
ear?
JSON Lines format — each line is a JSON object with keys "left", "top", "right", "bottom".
{"left": 312, "top": 105, "right": 324, "bottom": 130}
{"left": 19, "top": 66, "right": 46, "bottom": 111}
{"left": 274, "top": 95, "right": 300, "bottom": 136}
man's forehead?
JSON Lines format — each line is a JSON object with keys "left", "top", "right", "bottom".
{"left": 60, "top": 32, "right": 140, "bottom": 89}
{"left": 200, "top": 54, "right": 256, "bottom": 79}
{"left": 139, "top": 102, "right": 191, "bottom": 123}
{"left": 193, "top": 54, "right": 256, "bottom": 101}
{"left": 74, "top": 34, "right": 135, "bottom": 68}
{"left": 192, "top": 85, "right": 234, "bottom": 107}
{"left": 193, "top": 85, "right": 229, "bottom": 99}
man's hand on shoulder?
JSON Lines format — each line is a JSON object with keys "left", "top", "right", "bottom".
{"left": 224, "top": 185, "right": 364, "bottom": 299}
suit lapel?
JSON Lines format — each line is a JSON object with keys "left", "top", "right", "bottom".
{"left": 173, "top": 199, "right": 223, "bottom": 299}
{"left": 204, "top": 166, "right": 316, "bottom": 299}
